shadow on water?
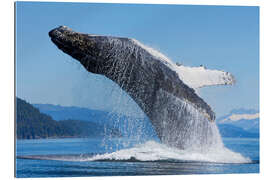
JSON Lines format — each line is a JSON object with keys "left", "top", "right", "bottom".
{"left": 16, "top": 157, "right": 259, "bottom": 178}
{"left": 17, "top": 154, "right": 259, "bottom": 164}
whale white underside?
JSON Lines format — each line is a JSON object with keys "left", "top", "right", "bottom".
{"left": 132, "top": 39, "right": 235, "bottom": 90}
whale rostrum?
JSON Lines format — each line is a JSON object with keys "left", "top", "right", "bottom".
{"left": 49, "top": 26, "right": 235, "bottom": 149}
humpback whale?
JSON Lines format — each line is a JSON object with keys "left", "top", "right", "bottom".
{"left": 49, "top": 26, "right": 235, "bottom": 149}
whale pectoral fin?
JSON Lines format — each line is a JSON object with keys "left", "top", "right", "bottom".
{"left": 175, "top": 65, "right": 235, "bottom": 89}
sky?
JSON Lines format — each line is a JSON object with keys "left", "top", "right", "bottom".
{"left": 16, "top": 2, "right": 259, "bottom": 117}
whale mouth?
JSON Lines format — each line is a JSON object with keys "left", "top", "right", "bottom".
{"left": 49, "top": 26, "right": 98, "bottom": 50}
{"left": 50, "top": 26, "right": 112, "bottom": 76}
{"left": 49, "top": 26, "right": 100, "bottom": 70}
{"left": 49, "top": 26, "right": 78, "bottom": 54}
{"left": 49, "top": 26, "right": 74, "bottom": 40}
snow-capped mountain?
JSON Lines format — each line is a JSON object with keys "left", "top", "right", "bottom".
{"left": 217, "top": 109, "right": 259, "bottom": 134}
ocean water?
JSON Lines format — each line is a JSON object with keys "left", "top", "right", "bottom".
{"left": 16, "top": 137, "right": 259, "bottom": 177}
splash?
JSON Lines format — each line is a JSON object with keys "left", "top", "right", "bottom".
{"left": 19, "top": 140, "right": 251, "bottom": 164}
{"left": 150, "top": 89, "right": 222, "bottom": 151}
{"left": 89, "top": 141, "right": 251, "bottom": 163}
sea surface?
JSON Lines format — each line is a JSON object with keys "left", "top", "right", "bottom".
{"left": 16, "top": 137, "right": 259, "bottom": 177}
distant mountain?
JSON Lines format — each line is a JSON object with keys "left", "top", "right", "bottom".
{"left": 33, "top": 104, "right": 259, "bottom": 139}
{"left": 16, "top": 98, "right": 121, "bottom": 139}
{"left": 33, "top": 104, "right": 109, "bottom": 124}
{"left": 17, "top": 98, "right": 64, "bottom": 139}
{"left": 217, "top": 124, "right": 259, "bottom": 138}
{"left": 33, "top": 103, "right": 157, "bottom": 139}
{"left": 217, "top": 109, "right": 259, "bottom": 135}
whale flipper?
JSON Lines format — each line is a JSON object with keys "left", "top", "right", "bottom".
{"left": 175, "top": 65, "right": 235, "bottom": 89}
{"left": 49, "top": 26, "right": 234, "bottom": 149}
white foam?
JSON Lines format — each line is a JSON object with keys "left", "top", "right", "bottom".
{"left": 86, "top": 140, "right": 251, "bottom": 163}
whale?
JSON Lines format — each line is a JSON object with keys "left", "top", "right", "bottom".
{"left": 49, "top": 26, "right": 235, "bottom": 149}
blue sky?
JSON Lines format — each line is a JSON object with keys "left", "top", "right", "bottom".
{"left": 16, "top": 2, "right": 259, "bottom": 117}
